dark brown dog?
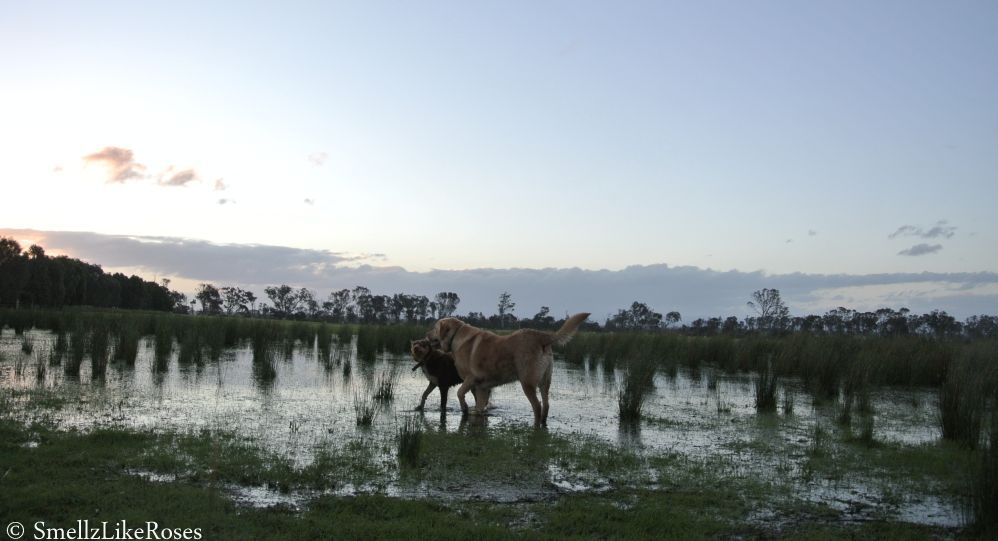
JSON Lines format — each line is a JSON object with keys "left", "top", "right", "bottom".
{"left": 410, "top": 338, "right": 464, "bottom": 411}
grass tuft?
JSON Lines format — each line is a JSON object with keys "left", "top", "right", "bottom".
{"left": 618, "top": 357, "right": 656, "bottom": 423}
{"left": 397, "top": 416, "right": 422, "bottom": 467}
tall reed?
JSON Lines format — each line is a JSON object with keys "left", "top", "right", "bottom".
{"left": 939, "top": 358, "right": 986, "bottom": 448}
{"left": 618, "top": 357, "right": 656, "bottom": 423}
{"left": 971, "top": 411, "right": 998, "bottom": 532}
{"left": 397, "top": 416, "right": 422, "bottom": 467}
{"left": 754, "top": 359, "right": 779, "bottom": 413}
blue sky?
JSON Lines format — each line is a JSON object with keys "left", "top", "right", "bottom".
{"left": 2, "top": 2, "right": 996, "bottom": 318}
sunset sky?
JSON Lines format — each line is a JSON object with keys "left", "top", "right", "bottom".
{"left": 2, "top": 1, "right": 996, "bottom": 320}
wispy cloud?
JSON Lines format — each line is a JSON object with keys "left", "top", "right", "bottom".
{"left": 213, "top": 178, "right": 228, "bottom": 191}
{"left": 808, "top": 229, "right": 817, "bottom": 237}
{"left": 158, "top": 168, "right": 199, "bottom": 187}
{"left": 308, "top": 152, "right": 328, "bottom": 167}
{"left": 889, "top": 220, "right": 956, "bottom": 240}
{"left": 304, "top": 198, "right": 315, "bottom": 205}
{"left": 898, "top": 243, "right": 943, "bottom": 256}
{"left": 83, "top": 146, "right": 147, "bottom": 183}
{"left": 217, "top": 198, "right": 234, "bottom": 205}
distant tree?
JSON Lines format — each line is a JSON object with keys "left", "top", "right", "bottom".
{"left": 220, "top": 286, "right": 253, "bottom": 315}
{"left": 169, "top": 290, "right": 189, "bottom": 313}
{"left": 324, "top": 289, "right": 352, "bottom": 322}
{"left": 465, "top": 311, "right": 487, "bottom": 326}
{"left": 410, "top": 295, "right": 430, "bottom": 322}
{"left": 721, "top": 316, "right": 741, "bottom": 334}
{"left": 965, "top": 315, "right": 998, "bottom": 339}
{"left": 370, "top": 294, "right": 390, "bottom": 323}
{"left": 195, "top": 283, "right": 223, "bottom": 314}
{"left": 264, "top": 284, "right": 302, "bottom": 317}
{"left": 497, "top": 291, "right": 516, "bottom": 328}
{"left": 434, "top": 292, "right": 460, "bottom": 318}
{"left": 0, "top": 238, "right": 28, "bottom": 307}
{"left": 747, "top": 288, "right": 789, "bottom": 333}
{"left": 916, "top": 309, "right": 961, "bottom": 338}
{"left": 530, "top": 306, "right": 556, "bottom": 328}
{"left": 664, "top": 311, "right": 682, "bottom": 329}
{"left": 297, "top": 288, "right": 319, "bottom": 318}
{"left": 608, "top": 301, "right": 663, "bottom": 330}
{"left": 352, "top": 286, "right": 374, "bottom": 322}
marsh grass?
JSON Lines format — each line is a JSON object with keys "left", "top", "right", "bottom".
{"left": 354, "top": 394, "right": 378, "bottom": 426}
{"left": 153, "top": 321, "right": 173, "bottom": 371}
{"left": 618, "top": 357, "right": 656, "bottom": 423}
{"left": 89, "top": 327, "right": 111, "bottom": 379}
{"left": 177, "top": 326, "right": 204, "bottom": 365}
{"left": 20, "top": 336, "right": 33, "bottom": 354}
{"left": 706, "top": 368, "right": 719, "bottom": 391}
{"left": 754, "top": 359, "right": 779, "bottom": 413}
{"left": 336, "top": 324, "right": 354, "bottom": 346}
{"left": 782, "top": 389, "right": 794, "bottom": 416}
{"left": 855, "top": 414, "right": 876, "bottom": 448}
{"left": 53, "top": 331, "right": 68, "bottom": 354}
{"left": 837, "top": 394, "right": 854, "bottom": 428}
{"left": 373, "top": 367, "right": 400, "bottom": 403}
{"left": 113, "top": 322, "right": 141, "bottom": 364}
{"left": 356, "top": 325, "right": 379, "bottom": 362}
{"left": 65, "top": 330, "right": 87, "bottom": 377}
{"left": 34, "top": 357, "right": 47, "bottom": 384}
{"left": 397, "top": 416, "right": 422, "bottom": 467}
{"left": 316, "top": 323, "right": 333, "bottom": 361}
{"left": 971, "top": 411, "right": 998, "bottom": 532}
{"left": 939, "top": 359, "right": 986, "bottom": 448}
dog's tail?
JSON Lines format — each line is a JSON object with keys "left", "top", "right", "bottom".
{"left": 551, "top": 312, "right": 591, "bottom": 346}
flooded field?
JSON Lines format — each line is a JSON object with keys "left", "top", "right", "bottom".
{"left": 0, "top": 327, "right": 968, "bottom": 529}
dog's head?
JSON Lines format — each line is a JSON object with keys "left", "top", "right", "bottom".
{"left": 410, "top": 338, "right": 432, "bottom": 361}
{"left": 426, "top": 317, "right": 463, "bottom": 353}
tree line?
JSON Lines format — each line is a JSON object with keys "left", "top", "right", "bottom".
{"left": 2, "top": 237, "right": 995, "bottom": 338}
{"left": 0, "top": 238, "right": 175, "bottom": 311}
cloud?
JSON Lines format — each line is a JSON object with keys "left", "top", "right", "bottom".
{"left": 808, "top": 230, "right": 817, "bottom": 236}
{"left": 304, "top": 198, "right": 314, "bottom": 205}
{"left": 53, "top": 165, "right": 63, "bottom": 173}
{"left": 217, "top": 198, "right": 234, "bottom": 205}
{"left": 889, "top": 220, "right": 956, "bottom": 240}
{"left": 308, "top": 152, "right": 328, "bottom": 166}
{"left": 3, "top": 228, "right": 997, "bottom": 320}
{"left": 213, "top": 178, "right": 228, "bottom": 191}
{"left": 83, "top": 146, "right": 147, "bottom": 183}
{"left": 898, "top": 243, "right": 943, "bottom": 256}
{"left": 158, "top": 168, "right": 199, "bottom": 187}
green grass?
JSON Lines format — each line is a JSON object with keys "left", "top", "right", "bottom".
{"left": 0, "top": 415, "right": 984, "bottom": 539}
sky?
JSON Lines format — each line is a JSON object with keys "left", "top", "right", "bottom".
{"left": 1, "top": 1, "right": 997, "bottom": 320}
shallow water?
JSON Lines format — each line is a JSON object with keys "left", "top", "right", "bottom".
{"left": 0, "top": 328, "right": 960, "bottom": 527}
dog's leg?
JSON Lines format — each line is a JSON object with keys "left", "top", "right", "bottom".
{"left": 540, "top": 364, "right": 553, "bottom": 427}
{"left": 472, "top": 386, "right": 491, "bottom": 415}
{"left": 439, "top": 384, "right": 450, "bottom": 411}
{"left": 417, "top": 382, "right": 435, "bottom": 411}
{"left": 456, "top": 381, "right": 474, "bottom": 416}
{"left": 520, "top": 381, "right": 543, "bottom": 427}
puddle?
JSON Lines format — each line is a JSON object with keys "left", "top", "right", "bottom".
{"left": 1, "top": 328, "right": 958, "bottom": 525}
